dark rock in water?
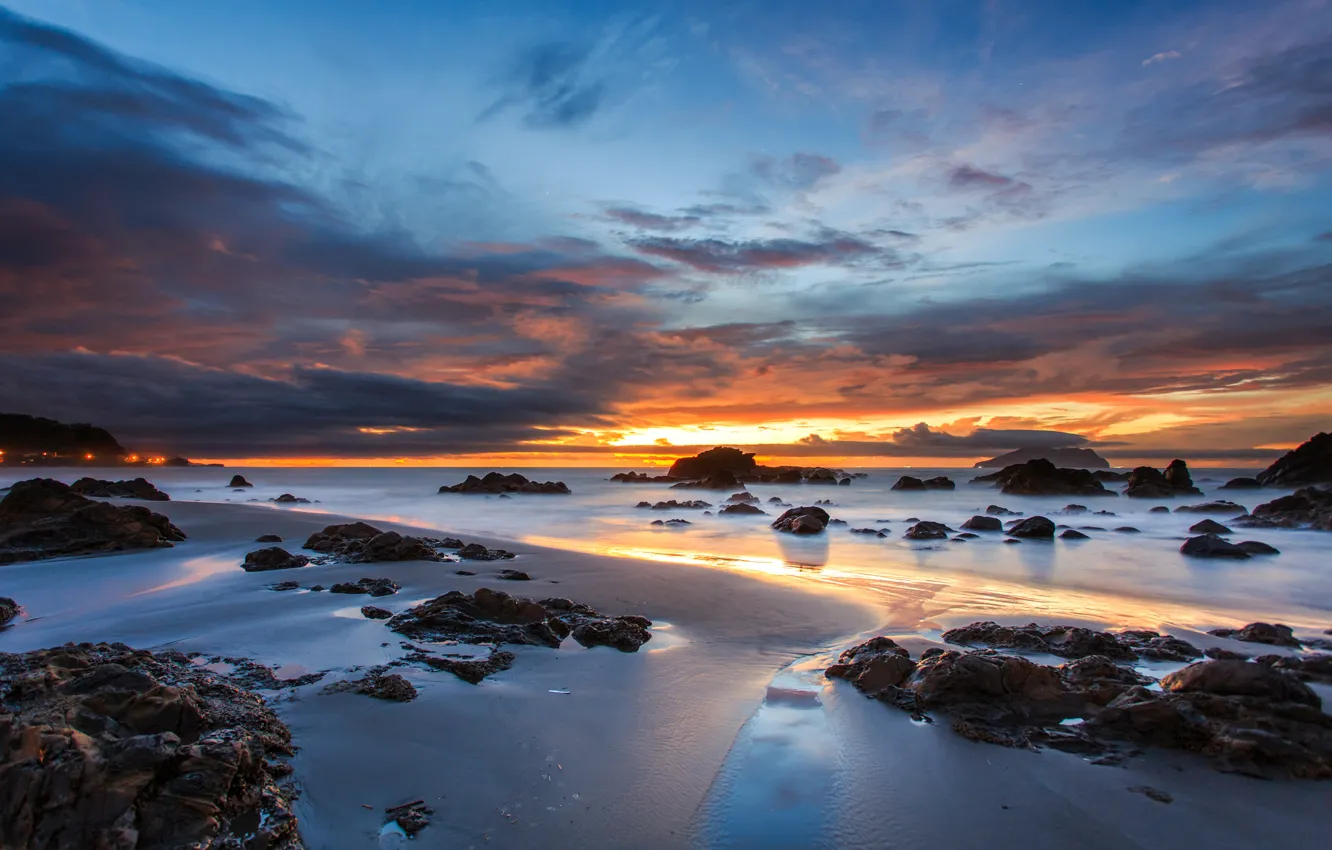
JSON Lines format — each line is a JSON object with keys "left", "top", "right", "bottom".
{"left": 985, "top": 504, "right": 1021, "bottom": 516}
{"left": 1150, "top": 506, "right": 1171, "bottom": 513}
{"left": 454, "top": 569, "right": 476, "bottom": 576}
{"left": 903, "top": 520, "right": 952, "bottom": 540}
{"left": 0, "top": 642, "right": 300, "bottom": 848}
{"left": 325, "top": 671, "right": 417, "bottom": 702}
{"left": 1003, "top": 538, "right": 1021, "bottom": 544}
{"left": 242, "top": 547, "right": 310, "bottom": 572}
{"left": 1189, "top": 519, "right": 1233, "bottom": 535}
{"left": 921, "top": 476, "right": 954, "bottom": 489}
{"left": 1180, "top": 534, "right": 1250, "bottom": 559}
{"left": 610, "top": 471, "right": 675, "bottom": 483}
{"left": 943, "top": 621, "right": 1137, "bottom": 660}
{"left": 815, "top": 499, "right": 834, "bottom": 506}
{"left": 0, "top": 478, "right": 186, "bottom": 565}
{"left": 385, "top": 800, "right": 435, "bottom": 837}
{"left": 1124, "top": 461, "right": 1203, "bottom": 498}
{"left": 1116, "top": 630, "right": 1203, "bottom": 662}
{"left": 826, "top": 637, "right": 916, "bottom": 693}
{"left": 1009, "top": 516, "right": 1056, "bottom": 538}
{"left": 1243, "top": 486, "right": 1332, "bottom": 531}
{"left": 409, "top": 649, "right": 515, "bottom": 685}
{"left": 0, "top": 596, "right": 19, "bottom": 627}
{"left": 1063, "top": 504, "right": 1088, "bottom": 513}
{"left": 361, "top": 605, "right": 392, "bottom": 619}
{"left": 1060, "top": 529, "right": 1090, "bottom": 540}
{"left": 719, "top": 503, "right": 766, "bottom": 516}
{"left": 571, "top": 616, "right": 655, "bottom": 652}
{"left": 1208, "top": 622, "right": 1300, "bottom": 647}
{"left": 439, "top": 472, "right": 570, "bottom": 494}
{"left": 255, "top": 534, "right": 282, "bottom": 543}
{"left": 849, "top": 527, "right": 885, "bottom": 536}
{"left": 668, "top": 447, "right": 756, "bottom": 479}
{"left": 305, "top": 523, "right": 455, "bottom": 562}
{"left": 1261, "top": 653, "right": 1332, "bottom": 685}
{"left": 497, "top": 569, "right": 531, "bottom": 581}
{"left": 891, "top": 475, "right": 927, "bottom": 491}
{"left": 1237, "top": 540, "right": 1280, "bottom": 555}
{"left": 1221, "top": 477, "right": 1263, "bottom": 490}
{"left": 670, "top": 471, "right": 743, "bottom": 490}
{"left": 1256, "top": 432, "right": 1332, "bottom": 488}
{"left": 955, "top": 532, "right": 979, "bottom": 539}
{"left": 1079, "top": 526, "right": 1106, "bottom": 531}
{"left": 1059, "top": 655, "right": 1154, "bottom": 705}
{"left": 458, "top": 543, "right": 516, "bottom": 561}
{"left": 70, "top": 477, "right": 170, "bottom": 501}
{"left": 726, "top": 491, "right": 759, "bottom": 504}
{"left": 271, "top": 493, "right": 310, "bottom": 504}
{"left": 228, "top": 474, "right": 253, "bottom": 487}
{"left": 641, "top": 499, "right": 711, "bottom": 510}
{"left": 960, "top": 516, "right": 1002, "bottom": 531}
{"left": 771, "top": 506, "right": 830, "bottom": 534}
{"left": 972, "top": 459, "right": 1115, "bottom": 497}
{"left": 1176, "top": 500, "right": 1247, "bottom": 515}
{"left": 1114, "top": 526, "right": 1141, "bottom": 533}
{"left": 330, "top": 577, "right": 400, "bottom": 597}
{"left": 1204, "top": 647, "right": 1251, "bottom": 660}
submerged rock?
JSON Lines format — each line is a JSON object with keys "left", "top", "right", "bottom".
{"left": 0, "top": 478, "right": 186, "bottom": 565}
{"left": 242, "top": 546, "right": 310, "bottom": 572}
{"left": 228, "top": 474, "right": 252, "bottom": 488}
{"left": 1189, "top": 519, "right": 1233, "bottom": 534}
{"left": 0, "top": 642, "right": 301, "bottom": 848}
{"left": 1221, "top": 477, "right": 1263, "bottom": 490}
{"left": 457, "top": 543, "right": 516, "bottom": 561}
{"left": 960, "top": 516, "right": 1002, "bottom": 532}
{"left": 0, "top": 597, "right": 19, "bottom": 627}
{"left": 719, "top": 503, "right": 767, "bottom": 516}
{"left": 70, "top": 476, "right": 170, "bottom": 501}
{"left": 1237, "top": 540, "right": 1280, "bottom": 555}
{"left": 1059, "top": 529, "right": 1090, "bottom": 540}
{"left": 637, "top": 499, "right": 712, "bottom": 510}
{"left": 771, "top": 506, "right": 830, "bottom": 534}
{"left": 329, "top": 577, "right": 400, "bottom": 597}
{"left": 325, "top": 671, "right": 417, "bottom": 702}
{"left": 497, "top": 569, "right": 531, "bottom": 581}
{"left": 903, "top": 520, "right": 952, "bottom": 540}
{"left": 255, "top": 533, "right": 283, "bottom": 543}
{"left": 1180, "top": 534, "right": 1251, "bottom": 559}
{"left": 1176, "top": 501, "right": 1247, "bottom": 515}
{"left": 439, "top": 472, "right": 571, "bottom": 494}
{"left": 271, "top": 493, "right": 310, "bottom": 504}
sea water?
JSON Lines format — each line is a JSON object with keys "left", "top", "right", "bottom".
{"left": 6, "top": 466, "right": 1329, "bottom": 631}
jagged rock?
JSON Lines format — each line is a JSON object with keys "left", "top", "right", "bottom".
{"left": 972, "top": 459, "right": 1115, "bottom": 497}
{"left": 0, "top": 597, "right": 19, "bottom": 627}
{"left": 1124, "top": 461, "right": 1203, "bottom": 498}
{"left": 1237, "top": 540, "right": 1280, "bottom": 555}
{"left": 0, "top": 642, "right": 300, "bottom": 848}
{"left": 637, "top": 499, "right": 711, "bottom": 510}
{"left": 1176, "top": 501, "right": 1247, "bottom": 515}
{"left": 771, "top": 506, "right": 830, "bottom": 534}
{"left": 457, "top": 543, "right": 515, "bottom": 561}
{"left": 0, "top": 478, "right": 186, "bottom": 565}
{"left": 1189, "top": 519, "right": 1233, "bottom": 534}
{"left": 960, "top": 516, "right": 1002, "bottom": 531}
{"left": 943, "top": 621, "right": 1137, "bottom": 660}
{"left": 1008, "top": 516, "right": 1056, "bottom": 538}
{"left": 1180, "top": 534, "right": 1250, "bottom": 559}
{"left": 228, "top": 475, "right": 252, "bottom": 488}
{"left": 1060, "top": 655, "right": 1153, "bottom": 704}
{"left": 408, "top": 649, "right": 515, "bottom": 684}
{"left": 1221, "top": 477, "right": 1262, "bottom": 490}
{"left": 1060, "top": 529, "right": 1090, "bottom": 539}
{"left": 361, "top": 606, "right": 392, "bottom": 619}
{"left": 610, "top": 471, "right": 674, "bottom": 483}
{"left": 271, "top": 493, "right": 310, "bottom": 504}
{"left": 825, "top": 637, "right": 916, "bottom": 694}
{"left": 255, "top": 534, "right": 282, "bottom": 543}
{"left": 70, "top": 477, "right": 170, "bottom": 501}
{"left": 667, "top": 447, "right": 756, "bottom": 479}
{"left": 719, "top": 503, "right": 766, "bottom": 516}
{"left": 325, "top": 672, "right": 417, "bottom": 702}
{"left": 439, "top": 472, "right": 570, "bottom": 494}
{"left": 1243, "top": 487, "right": 1332, "bottom": 531}
{"left": 903, "top": 520, "right": 952, "bottom": 540}
{"left": 1256, "top": 432, "right": 1332, "bottom": 487}
{"left": 985, "top": 505, "right": 1021, "bottom": 516}
{"left": 242, "top": 547, "right": 310, "bottom": 572}
{"left": 304, "top": 523, "right": 456, "bottom": 562}
{"left": 329, "top": 577, "right": 400, "bottom": 597}
{"left": 1208, "top": 622, "right": 1300, "bottom": 647}
{"left": 1117, "top": 630, "right": 1202, "bottom": 662}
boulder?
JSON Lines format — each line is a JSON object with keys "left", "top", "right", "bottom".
{"left": 1008, "top": 516, "right": 1056, "bottom": 538}
{"left": 1180, "top": 534, "right": 1250, "bottom": 559}
{"left": 903, "top": 520, "right": 952, "bottom": 540}
{"left": 439, "top": 472, "right": 570, "bottom": 494}
{"left": 1114, "top": 526, "right": 1142, "bottom": 533}
{"left": 1207, "top": 622, "right": 1300, "bottom": 647}
{"left": 891, "top": 475, "right": 927, "bottom": 491}
{"left": 255, "top": 534, "right": 282, "bottom": 543}
{"left": 1221, "top": 477, "right": 1262, "bottom": 490}
{"left": 0, "top": 478, "right": 186, "bottom": 565}
{"left": 825, "top": 637, "right": 917, "bottom": 694}
{"left": 924, "top": 476, "right": 956, "bottom": 490}
{"left": 1117, "top": 630, "right": 1202, "bottom": 662}
{"left": 304, "top": 523, "right": 456, "bottom": 562}
{"left": 1256, "top": 432, "right": 1332, "bottom": 487}
{"left": 271, "top": 493, "right": 310, "bottom": 504}
{"left": 1176, "top": 500, "right": 1247, "bottom": 515}
{"left": 1237, "top": 540, "right": 1280, "bottom": 555}
{"left": 228, "top": 475, "right": 252, "bottom": 488}
{"left": 329, "top": 577, "right": 400, "bottom": 597}
{"left": 361, "top": 606, "right": 392, "bottom": 620}
{"left": 497, "top": 569, "right": 531, "bottom": 581}
{"left": 771, "top": 506, "right": 830, "bottom": 534}
{"left": 985, "top": 505, "right": 1021, "bottom": 516}
{"left": 70, "top": 477, "right": 170, "bottom": 501}
{"left": 1150, "top": 506, "right": 1171, "bottom": 513}
{"left": 972, "top": 459, "right": 1115, "bottom": 497}
{"left": 725, "top": 492, "right": 759, "bottom": 504}
{"left": 1124, "top": 461, "right": 1203, "bottom": 498}
{"left": 719, "top": 503, "right": 766, "bottom": 516}
{"left": 241, "top": 547, "right": 310, "bottom": 572}
{"left": 667, "top": 447, "right": 757, "bottom": 479}
{"left": 1189, "top": 519, "right": 1233, "bottom": 535}
{"left": 960, "top": 516, "right": 1002, "bottom": 532}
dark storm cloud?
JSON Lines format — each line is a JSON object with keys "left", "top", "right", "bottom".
{"left": 477, "top": 42, "right": 604, "bottom": 129}
{"left": 629, "top": 234, "right": 887, "bottom": 273}
{"left": 604, "top": 206, "right": 703, "bottom": 232}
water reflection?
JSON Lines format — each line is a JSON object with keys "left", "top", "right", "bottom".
{"left": 773, "top": 531, "right": 829, "bottom": 568}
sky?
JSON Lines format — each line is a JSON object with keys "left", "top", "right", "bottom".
{"left": 2, "top": 0, "right": 1331, "bottom": 467}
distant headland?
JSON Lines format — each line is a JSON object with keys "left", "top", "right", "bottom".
{"left": 0, "top": 413, "right": 220, "bottom": 467}
{"left": 974, "top": 446, "right": 1110, "bottom": 469}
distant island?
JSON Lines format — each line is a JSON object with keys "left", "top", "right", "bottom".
{"left": 0, "top": 413, "right": 220, "bottom": 467}
{"left": 974, "top": 446, "right": 1109, "bottom": 469}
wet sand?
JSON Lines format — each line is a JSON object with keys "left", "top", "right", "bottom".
{"left": 1, "top": 499, "right": 1328, "bottom": 848}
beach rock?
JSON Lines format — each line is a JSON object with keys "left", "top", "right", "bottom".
{"left": 329, "top": 577, "right": 400, "bottom": 596}
{"left": 1237, "top": 540, "right": 1280, "bottom": 555}
{"left": 1221, "top": 477, "right": 1263, "bottom": 490}
{"left": 825, "top": 637, "right": 916, "bottom": 694}
{"left": 385, "top": 801, "right": 434, "bottom": 837}
{"left": 1060, "top": 529, "right": 1090, "bottom": 539}
{"left": 70, "top": 476, "right": 170, "bottom": 501}
{"left": 242, "top": 547, "right": 310, "bottom": 572}
{"left": 942, "top": 621, "right": 1137, "bottom": 660}
{"left": 986, "top": 505, "right": 1021, "bottom": 516}
{"left": 1124, "top": 461, "right": 1203, "bottom": 498}
{"left": 1062, "top": 504, "right": 1088, "bottom": 513}
{"left": 304, "top": 523, "right": 454, "bottom": 562}
{"left": 497, "top": 569, "right": 531, "bottom": 581}
{"left": 1244, "top": 487, "right": 1332, "bottom": 531}
{"left": 1205, "top": 647, "right": 1252, "bottom": 661}
{"left": 719, "top": 503, "right": 767, "bottom": 516}
{"left": 409, "top": 649, "right": 515, "bottom": 684}
{"left": 570, "top": 616, "right": 653, "bottom": 652}
{"left": 228, "top": 474, "right": 252, "bottom": 487}
{"left": 0, "top": 642, "right": 300, "bottom": 848}
{"left": 1117, "top": 631, "right": 1203, "bottom": 662}
{"left": 255, "top": 534, "right": 282, "bottom": 543}
{"left": 1189, "top": 519, "right": 1233, "bottom": 534}
{"left": 1060, "top": 655, "right": 1154, "bottom": 704}
{"left": 271, "top": 493, "right": 310, "bottom": 504}
{"left": 457, "top": 543, "right": 516, "bottom": 561}
{"left": 0, "top": 478, "right": 186, "bottom": 565}
{"left": 972, "top": 459, "right": 1115, "bottom": 497}
{"left": 726, "top": 491, "right": 759, "bottom": 504}
{"left": 270, "top": 581, "right": 300, "bottom": 591}
{"left": 1261, "top": 654, "right": 1332, "bottom": 684}
{"left": 960, "top": 516, "right": 1003, "bottom": 532}
{"left": 771, "top": 506, "right": 830, "bottom": 534}
{"left": 1150, "top": 506, "right": 1171, "bottom": 513}
{"left": 1208, "top": 622, "right": 1300, "bottom": 647}
{"left": 891, "top": 475, "right": 927, "bottom": 491}
{"left": 924, "top": 476, "right": 956, "bottom": 490}
{"left": 903, "top": 520, "right": 952, "bottom": 540}
{"left": 1083, "top": 686, "right": 1214, "bottom": 749}
{"left": 1256, "top": 432, "right": 1332, "bottom": 487}
{"left": 1176, "top": 501, "right": 1247, "bottom": 515}
{"left": 1003, "top": 538, "right": 1021, "bottom": 544}
{"left": 906, "top": 650, "right": 1082, "bottom": 722}
{"left": 439, "top": 472, "right": 571, "bottom": 494}
{"left": 1008, "top": 516, "right": 1056, "bottom": 538}
{"left": 327, "top": 672, "right": 417, "bottom": 702}
{"left": 639, "top": 499, "right": 711, "bottom": 510}
{"left": 1180, "top": 534, "right": 1251, "bottom": 559}
{"left": 361, "top": 605, "right": 392, "bottom": 619}
{"left": 1161, "top": 660, "right": 1318, "bottom": 706}
{"left": 850, "top": 527, "right": 886, "bottom": 536}
{"left": 667, "top": 447, "right": 756, "bottom": 479}
{"left": 0, "top": 597, "right": 19, "bottom": 627}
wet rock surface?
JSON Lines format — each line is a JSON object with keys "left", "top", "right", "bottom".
{"left": 70, "top": 476, "right": 170, "bottom": 501}
{"left": 1176, "top": 500, "right": 1247, "bottom": 515}
{"left": 972, "top": 459, "right": 1115, "bottom": 497}
{"left": 457, "top": 543, "right": 516, "bottom": 561}
{"left": 271, "top": 493, "right": 311, "bottom": 504}
{"left": 385, "top": 800, "right": 434, "bottom": 837}
{"left": 1256, "top": 431, "right": 1332, "bottom": 487}
{"left": 439, "top": 472, "right": 570, "bottom": 494}
{"left": 903, "top": 520, "right": 953, "bottom": 540}
{"left": 771, "top": 506, "right": 830, "bottom": 534}
{"left": 636, "top": 499, "right": 711, "bottom": 510}
{"left": 0, "top": 642, "right": 301, "bottom": 848}
{"left": 960, "top": 515, "right": 1002, "bottom": 531}
{"left": 1180, "top": 534, "right": 1251, "bottom": 559}
{"left": 1008, "top": 516, "right": 1056, "bottom": 538}
{"left": 0, "top": 478, "right": 186, "bottom": 565}
{"left": 304, "top": 522, "right": 461, "bottom": 563}
{"left": 324, "top": 669, "right": 417, "bottom": 702}
{"left": 242, "top": 546, "right": 311, "bottom": 572}
{"left": 329, "top": 577, "right": 400, "bottom": 597}
{"left": 361, "top": 606, "right": 392, "bottom": 619}
{"left": 1208, "top": 622, "right": 1301, "bottom": 647}
{"left": 943, "top": 621, "right": 1138, "bottom": 660}
{"left": 1243, "top": 486, "right": 1332, "bottom": 530}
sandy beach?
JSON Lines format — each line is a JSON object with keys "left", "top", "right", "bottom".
{"left": 2, "top": 496, "right": 1328, "bottom": 849}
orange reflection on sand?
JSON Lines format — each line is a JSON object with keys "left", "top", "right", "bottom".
{"left": 130, "top": 555, "right": 239, "bottom": 595}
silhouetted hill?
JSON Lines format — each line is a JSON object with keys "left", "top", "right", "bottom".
{"left": 0, "top": 414, "right": 126, "bottom": 460}
{"left": 974, "top": 446, "right": 1109, "bottom": 469}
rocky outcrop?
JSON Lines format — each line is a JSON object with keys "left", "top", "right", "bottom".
{"left": 228, "top": 474, "right": 253, "bottom": 488}
{"left": 974, "top": 446, "right": 1110, "bottom": 469}
{"left": 0, "top": 597, "right": 19, "bottom": 628}
{"left": 457, "top": 543, "right": 516, "bottom": 561}
{"left": 1208, "top": 622, "right": 1300, "bottom": 647}
{"left": 1008, "top": 516, "right": 1056, "bottom": 538}
{"left": 70, "top": 477, "right": 170, "bottom": 501}
{"left": 439, "top": 472, "right": 570, "bottom": 494}
{"left": 0, "top": 642, "right": 301, "bottom": 848}
{"left": 771, "top": 506, "right": 830, "bottom": 534}
{"left": 1180, "top": 534, "right": 1251, "bottom": 559}
{"left": 1220, "top": 477, "right": 1262, "bottom": 490}
{"left": 972, "top": 459, "right": 1115, "bottom": 497}
{"left": 1124, "top": 461, "right": 1203, "bottom": 498}
{"left": 304, "top": 522, "right": 459, "bottom": 562}
{"left": 719, "top": 503, "right": 766, "bottom": 516}
{"left": 610, "top": 471, "right": 675, "bottom": 483}
{"left": 241, "top": 547, "right": 310, "bottom": 571}
{"left": 960, "top": 516, "right": 1002, "bottom": 532}
{"left": 330, "top": 577, "right": 400, "bottom": 597}
{"left": 1242, "top": 487, "right": 1332, "bottom": 530}
{"left": 1175, "top": 500, "right": 1247, "bottom": 515}
{"left": 942, "top": 621, "right": 1137, "bottom": 660}
{"left": 667, "top": 447, "right": 757, "bottom": 479}
{"left": 1256, "top": 432, "right": 1332, "bottom": 487}
{"left": 670, "top": 471, "right": 742, "bottom": 490}
{"left": 0, "top": 478, "right": 186, "bottom": 565}
{"left": 636, "top": 499, "right": 711, "bottom": 510}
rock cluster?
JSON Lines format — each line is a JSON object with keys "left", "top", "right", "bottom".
{"left": 1256, "top": 432, "right": 1332, "bottom": 487}
{"left": 903, "top": 520, "right": 953, "bottom": 540}
{"left": 1123, "top": 460, "right": 1203, "bottom": 498}
{"left": 891, "top": 475, "right": 955, "bottom": 491}
{"left": 304, "top": 522, "right": 460, "bottom": 562}
{"left": 1208, "top": 622, "right": 1300, "bottom": 647}
{"left": 771, "top": 506, "right": 830, "bottom": 534}
{"left": 439, "top": 472, "right": 571, "bottom": 494}
{"left": 610, "top": 471, "right": 675, "bottom": 483}
{"left": 972, "top": 459, "right": 1115, "bottom": 497}
{"left": 635, "top": 499, "right": 711, "bottom": 510}
{"left": 329, "top": 577, "right": 400, "bottom": 597}
{"left": 457, "top": 543, "right": 516, "bottom": 561}
{"left": 1242, "top": 487, "right": 1332, "bottom": 530}
{"left": 271, "top": 493, "right": 311, "bottom": 504}
{"left": 0, "top": 642, "right": 301, "bottom": 848}
{"left": 70, "top": 477, "right": 170, "bottom": 501}
{"left": 0, "top": 478, "right": 186, "bottom": 565}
